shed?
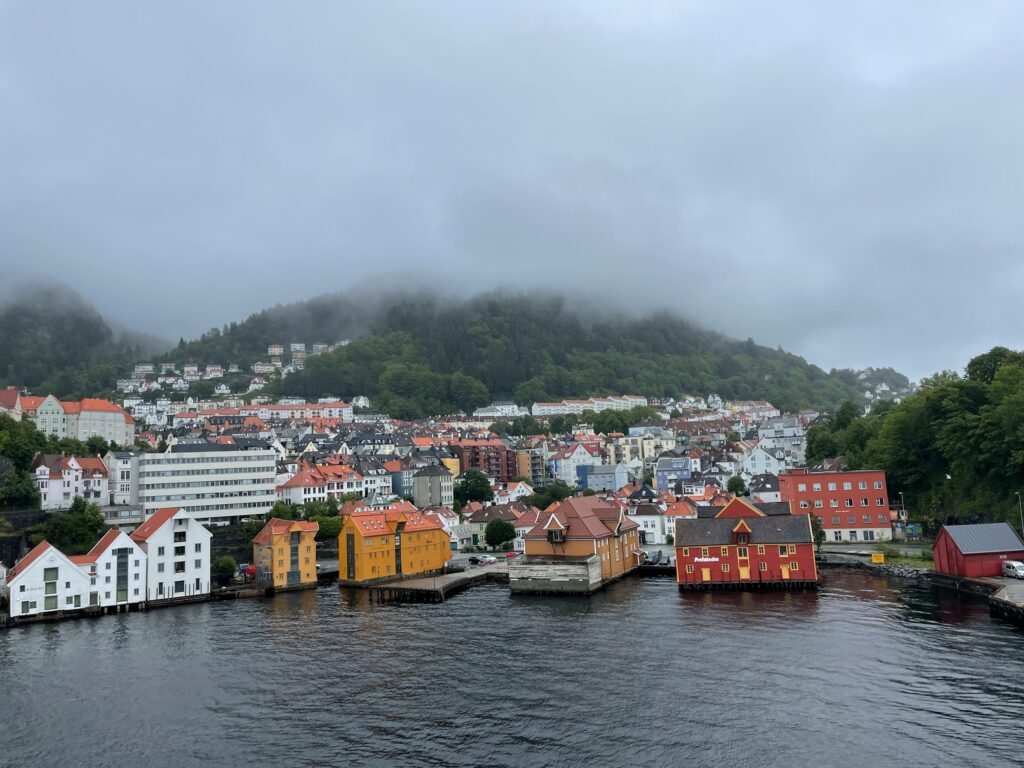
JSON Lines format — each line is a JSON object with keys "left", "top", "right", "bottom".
{"left": 932, "top": 523, "right": 1024, "bottom": 578}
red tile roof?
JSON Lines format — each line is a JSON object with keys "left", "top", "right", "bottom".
{"left": 253, "top": 518, "right": 319, "bottom": 545}
{"left": 7, "top": 541, "right": 52, "bottom": 583}
{"left": 130, "top": 507, "right": 181, "bottom": 543}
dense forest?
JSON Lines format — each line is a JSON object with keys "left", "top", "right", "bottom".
{"left": 3, "top": 283, "right": 908, "bottom": 418}
{"left": 806, "top": 347, "right": 1024, "bottom": 530}
{"left": 275, "top": 294, "right": 884, "bottom": 417}
{"left": 0, "top": 285, "right": 168, "bottom": 398}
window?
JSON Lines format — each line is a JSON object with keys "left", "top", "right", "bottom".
{"left": 134, "top": 559, "right": 139, "bottom": 567}
{"left": 831, "top": 516, "right": 840, "bottom": 524}
{"left": 157, "top": 546, "right": 165, "bottom": 556}
{"left": 757, "top": 545, "right": 765, "bottom": 555}
{"left": 814, "top": 500, "right": 823, "bottom": 508}
{"left": 720, "top": 547, "right": 728, "bottom": 556}
{"left": 845, "top": 499, "right": 854, "bottom": 507}
{"left": 174, "top": 531, "right": 186, "bottom": 543}
{"left": 874, "top": 480, "right": 883, "bottom": 489}
{"left": 174, "top": 580, "right": 184, "bottom": 594}
{"left": 722, "top": 563, "right": 730, "bottom": 573}
{"left": 847, "top": 515, "right": 856, "bottom": 524}
{"left": 686, "top": 564, "right": 694, "bottom": 574}
{"left": 878, "top": 514, "right": 888, "bottom": 523}
{"left": 134, "top": 588, "right": 139, "bottom": 596}
{"left": 788, "top": 545, "right": 796, "bottom": 554}
{"left": 833, "top": 531, "right": 842, "bottom": 542}
{"left": 701, "top": 547, "right": 709, "bottom": 557}
{"left": 174, "top": 546, "right": 185, "bottom": 557}
{"left": 778, "top": 546, "right": 787, "bottom": 556}
{"left": 797, "top": 483, "right": 807, "bottom": 492}
{"left": 812, "top": 483, "right": 821, "bottom": 491}
{"left": 799, "top": 501, "right": 809, "bottom": 509}
{"left": 759, "top": 562, "right": 767, "bottom": 572}
{"left": 876, "top": 498, "right": 885, "bottom": 506}
{"left": 681, "top": 548, "right": 689, "bottom": 557}
{"left": 858, "top": 481, "right": 867, "bottom": 490}
{"left": 195, "top": 559, "right": 202, "bottom": 569}
{"left": 790, "top": 561, "right": 799, "bottom": 571}
{"left": 737, "top": 547, "right": 748, "bottom": 558}
{"left": 66, "top": 596, "right": 74, "bottom": 605}
{"left": 195, "top": 543, "right": 202, "bottom": 553}
{"left": 829, "top": 499, "right": 839, "bottom": 508}
{"left": 44, "top": 567, "right": 58, "bottom": 582}
{"left": 157, "top": 563, "right": 164, "bottom": 573}
{"left": 195, "top": 578, "right": 201, "bottom": 591}
{"left": 134, "top": 573, "right": 139, "bottom": 581}
{"left": 828, "top": 482, "right": 836, "bottom": 491}
{"left": 105, "top": 576, "right": 110, "bottom": 584}
{"left": 174, "top": 562, "right": 185, "bottom": 574}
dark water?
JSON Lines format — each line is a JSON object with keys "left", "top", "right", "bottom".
{"left": 1, "top": 572, "right": 1022, "bottom": 768}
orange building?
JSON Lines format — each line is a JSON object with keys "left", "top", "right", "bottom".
{"left": 253, "top": 518, "right": 319, "bottom": 589}
{"left": 339, "top": 507, "right": 452, "bottom": 583}
{"left": 514, "top": 496, "right": 643, "bottom": 593}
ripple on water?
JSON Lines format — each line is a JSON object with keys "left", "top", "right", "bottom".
{"left": 0, "top": 573, "right": 1022, "bottom": 768}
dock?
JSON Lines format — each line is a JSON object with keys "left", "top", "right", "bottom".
{"left": 987, "top": 579, "right": 1024, "bottom": 626}
{"left": 368, "top": 563, "right": 509, "bottom": 604}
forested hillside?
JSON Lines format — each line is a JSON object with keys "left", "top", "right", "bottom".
{"left": 805, "top": 347, "right": 1024, "bottom": 528}
{"left": 0, "top": 285, "right": 168, "bottom": 398}
{"left": 275, "top": 294, "right": 872, "bottom": 417}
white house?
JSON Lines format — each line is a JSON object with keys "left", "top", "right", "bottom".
{"left": 31, "top": 455, "right": 110, "bottom": 511}
{"left": 130, "top": 507, "right": 213, "bottom": 603}
{"left": 549, "top": 443, "right": 603, "bottom": 486}
{"left": 740, "top": 446, "right": 785, "bottom": 482}
{"left": 5, "top": 541, "right": 92, "bottom": 618}
{"left": 69, "top": 529, "right": 147, "bottom": 609}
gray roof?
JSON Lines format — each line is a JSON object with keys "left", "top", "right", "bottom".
{"left": 942, "top": 523, "right": 1024, "bottom": 555}
{"left": 413, "top": 465, "right": 451, "bottom": 478}
{"left": 697, "top": 500, "right": 792, "bottom": 518}
{"left": 675, "top": 514, "right": 812, "bottom": 546}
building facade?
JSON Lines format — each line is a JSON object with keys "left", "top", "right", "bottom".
{"left": 130, "top": 507, "right": 213, "bottom": 602}
{"left": 674, "top": 498, "right": 818, "bottom": 590}
{"left": 779, "top": 468, "right": 892, "bottom": 543}
{"left": 138, "top": 443, "right": 277, "bottom": 525}
{"left": 253, "top": 518, "right": 319, "bottom": 589}
{"left": 339, "top": 508, "right": 451, "bottom": 583}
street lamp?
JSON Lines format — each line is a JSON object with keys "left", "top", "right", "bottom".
{"left": 1016, "top": 492, "right": 1024, "bottom": 537}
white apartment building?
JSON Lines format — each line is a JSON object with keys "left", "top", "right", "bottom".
{"left": 138, "top": 444, "right": 277, "bottom": 525}
{"left": 23, "top": 395, "right": 134, "bottom": 446}
{"left": 103, "top": 450, "right": 144, "bottom": 505}
{"left": 130, "top": 507, "right": 212, "bottom": 602}
{"left": 473, "top": 401, "right": 530, "bottom": 419}
{"left": 31, "top": 455, "right": 110, "bottom": 511}
{"left": 532, "top": 396, "right": 648, "bottom": 417}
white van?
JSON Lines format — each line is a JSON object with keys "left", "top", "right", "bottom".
{"left": 1001, "top": 560, "right": 1024, "bottom": 579}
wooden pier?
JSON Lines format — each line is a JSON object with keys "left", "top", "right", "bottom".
{"left": 368, "top": 564, "right": 509, "bottom": 604}
{"left": 988, "top": 579, "right": 1024, "bottom": 626}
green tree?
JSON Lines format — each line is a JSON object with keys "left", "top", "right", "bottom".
{"left": 454, "top": 469, "right": 494, "bottom": 507}
{"left": 484, "top": 518, "right": 516, "bottom": 550}
{"left": 810, "top": 514, "right": 825, "bottom": 554}
{"left": 310, "top": 515, "right": 342, "bottom": 542}
{"left": 449, "top": 372, "right": 491, "bottom": 413}
{"left": 727, "top": 475, "right": 747, "bottom": 495}
{"left": 805, "top": 426, "right": 839, "bottom": 466}
{"left": 212, "top": 556, "right": 238, "bottom": 582}
{"left": 35, "top": 497, "right": 109, "bottom": 555}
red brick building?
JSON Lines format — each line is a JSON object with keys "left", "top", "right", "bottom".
{"left": 779, "top": 468, "right": 891, "bottom": 543}
{"left": 452, "top": 440, "right": 518, "bottom": 483}
{"left": 933, "top": 523, "right": 1024, "bottom": 578}
{"left": 674, "top": 498, "right": 818, "bottom": 590}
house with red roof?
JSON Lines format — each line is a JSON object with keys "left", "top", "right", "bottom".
{"left": 253, "top": 518, "right": 319, "bottom": 589}
{"left": 5, "top": 541, "right": 93, "bottom": 618}
{"left": 130, "top": 508, "right": 213, "bottom": 602}
{"left": 68, "top": 529, "right": 146, "bottom": 609}
{"left": 21, "top": 393, "right": 134, "bottom": 446}
{"left": 31, "top": 454, "right": 109, "bottom": 511}
{"left": 511, "top": 496, "right": 643, "bottom": 594}
{"left": 339, "top": 507, "right": 451, "bottom": 583}
{"left": 0, "top": 386, "right": 21, "bottom": 421}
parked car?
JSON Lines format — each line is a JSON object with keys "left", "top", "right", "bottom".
{"left": 505, "top": 551, "right": 519, "bottom": 559}
{"left": 468, "top": 556, "right": 481, "bottom": 565}
{"left": 1002, "top": 560, "right": 1024, "bottom": 579}
{"left": 478, "top": 555, "right": 498, "bottom": 564}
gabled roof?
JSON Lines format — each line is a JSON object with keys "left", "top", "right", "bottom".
{"left": 6, "top": 541, "right": 53, "bottom": 583}
{"left": 253, "top": 518, "right": 319, "bottom": 545}
{"left": 941, "top": 523, "right": 1024, "bottom": 555}
{"left": 675, "top": 514, "right": 813, "bottom": 546}
{"left": 130, "top": 507, "right": 182, "bottom": 543}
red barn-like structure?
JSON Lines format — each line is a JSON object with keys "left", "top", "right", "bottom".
{"left": 674, "top": 498, "right": 818, "bottom": 590}
{"left": 932, "top": 523, "right": 1024, "bottom": 578}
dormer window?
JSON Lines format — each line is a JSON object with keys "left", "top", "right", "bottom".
{"left": 736, "top": 533, "right": 749, "bottom": 545}
{"left": 547, "top": 529, "right": 565, "bottom": 544}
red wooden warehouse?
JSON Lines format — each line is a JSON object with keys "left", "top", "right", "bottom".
{"left": 674, "top": 498, "right": 818, "bottom": 590}
{"left": 932, "top": 523, "right": 1024, "bottom": 578}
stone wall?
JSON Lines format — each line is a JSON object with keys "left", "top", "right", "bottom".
{"left": 509, "top": 555, "right": 603, "bottom": 594}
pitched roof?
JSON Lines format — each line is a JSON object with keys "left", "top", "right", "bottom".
{"left": 524, "top": 496, "right": 638, "bottom": 541}
{"left": 253, "top": 518, "right": 319, "bottom": 545}
{"left": 130, "top": 507, "right": 181, "bottom": 543}
{"left": 6, "top": 541, "right": 53, "bottom": 583}
{"left": 0, "top": 387, "right": 19, "bottom": 410}
{"left": 675, "top": 514, "right": 813, "bottom": 546}
{"left": 941, "top": 523, "right": 1024, "bottom": 555}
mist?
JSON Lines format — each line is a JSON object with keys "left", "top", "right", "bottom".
{"left": 2, "top": 2, "right": 1023, "bottom": 380}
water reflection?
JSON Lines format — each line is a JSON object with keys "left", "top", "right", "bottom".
{"left": 1, "top": 572, "right": 1022, "bottom": 768}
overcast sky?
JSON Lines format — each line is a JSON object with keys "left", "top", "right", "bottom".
{"left": 2, "top": 2, "right": 1022, "bottom": 380}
